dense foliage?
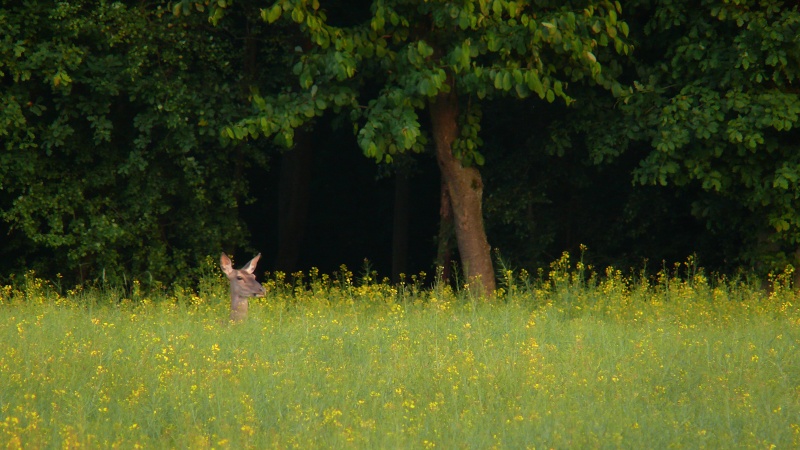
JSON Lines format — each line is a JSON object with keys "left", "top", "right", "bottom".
{"left": 1, "top": 0, "right": 269, "bottom": 282}
{"left": 1, "top": 0, "right": 799, "bottom": 285}
{"left": 620, "top": 0, "right": 800, "bottom": 269}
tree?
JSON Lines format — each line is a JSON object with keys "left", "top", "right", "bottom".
{"left": 585, "top": 0, "right": 800, "bottom": 273}
{"left": 215, "top": 0, "right": 632, "bottom": 294}
{"left": 0, "top": 0, "right": 266, "bottom": 283}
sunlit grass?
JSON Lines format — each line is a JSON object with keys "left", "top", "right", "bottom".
{"left": 1, "top": 255, "right": 799, "bottom": 448}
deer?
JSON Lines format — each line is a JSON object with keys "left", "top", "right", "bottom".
{"left": 220, "top": 252, "right": 265, "bottom": 322}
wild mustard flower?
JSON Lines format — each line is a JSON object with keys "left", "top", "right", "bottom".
{"left": 1, "top": 261, "right": 800, "bottom": 448}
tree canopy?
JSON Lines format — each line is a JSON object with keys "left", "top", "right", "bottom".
{"left": 600, "top": 0, "right": 800, "bottom": 269}
{"left": 1, "top": 0, "right": 262, "bottom": 281}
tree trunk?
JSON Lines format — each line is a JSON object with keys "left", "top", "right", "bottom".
{"left": 274, "top": 131, "right": 312, "bottom": 273}
{"left": 391, "top": 169, "right": 410, "bottom": 283}
{"left": 436, "top": 177, "right": 454, "bottom": 284}
{"left": 429, "top": 84, "right": 496, "bottom": 295}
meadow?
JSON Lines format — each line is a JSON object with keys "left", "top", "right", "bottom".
{"left": 1, "top": 254, "right": 799, "bottom": 448}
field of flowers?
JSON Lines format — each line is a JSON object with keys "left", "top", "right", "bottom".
{"left": 1, "top": 254, "right": 800, "bottom": 448}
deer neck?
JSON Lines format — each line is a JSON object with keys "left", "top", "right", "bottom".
{"left": 229, "top": 289, "right": 249, "bottom": 321}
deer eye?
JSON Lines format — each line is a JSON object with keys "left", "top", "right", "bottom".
{"left": 237, "top": 276, "right": 244, "bottom": 280}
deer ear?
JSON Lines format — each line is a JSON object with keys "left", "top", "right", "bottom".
{"left": 242, "top": 253, "right": 261, "bottom": 274}
{"left": 220, "top": 253, "right": 233, "bottom": 275}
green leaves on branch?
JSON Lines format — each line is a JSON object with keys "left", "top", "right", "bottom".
{"left": 479, "top": 68, "right": 569, "bottom": 103}
{"left": 773, "top": 164, "right": 800, "bottom": 191}
{"left": 621, "top": 1, "right": 800, "bottom": 248}
{"left": 223, "top": 87, "right": 357, "bottom": 148}
{"left": 358, "top": 90, "right": 428, "bottom": 163}
{"left": 260, "top": 0, "right": 321, "bottom": 25}
{"left": 246, "top": 0, "right": 631, "bottom": 168}
{"left": 405, "top": 40, "right": 434, "bottom": 68}
{"left": 453, "top": 106, "right": 485, "bottom": 166}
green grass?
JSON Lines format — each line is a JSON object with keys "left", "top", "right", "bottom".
{"left": 1, "top": 257, "right": 800, "bottom": 448}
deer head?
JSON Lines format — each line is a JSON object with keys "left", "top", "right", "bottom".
{"left": 220, "top": 252, "right": 265, "bottom": 322}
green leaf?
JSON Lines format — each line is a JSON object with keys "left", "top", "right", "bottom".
{"left": 502, "top": 71, "right": 512, "bottom": 91}
{"left": 371, "top": 11, "right": 385, "bottom": 31}
{"left": 514, "top": 83, "right": 529, "bottom": 98}
{"left": 527, "top": 72, "right": 544, "bottom": 97}
{"left": 365, "top": 141, "right": 378, "bottom": 158}
{"left": 291, "top": 8, "right": 305, "bottom": 24}
{"left": 458, "top": 14, "right": 470, "bottom": 30}
{"left": 773, "top": 218, "right": 790, "bottom": 232}
{"left": 607, "top": 23, "right": 617, "bottom": 39}
{"left": 265, "top": 4, "right": 282, "bottom": 23}
{"left": 211, "top": 6, "right": 224, "bottom": 24}
{"left": 473, "top": 150, "right": 485, "bottom": 166}
{"left": 419, "top": 79, "right": 430, "bottom": 96}
{"left": 492, "top": 0, "right": 504, "bottom": 16}
{"left": 512, "top": 69, "right": 523, "bottom": 85}
{"left": 494, "top": 72, "right": 503, "bottom": 90}
{"left": 418, "top": 41, "right": 433, "bottom": 58}
{"left": 299, "top": 71, "right": 313, "bottom": 89}
{"left": 619, "top": 21, "right": 629, "bottom": 37}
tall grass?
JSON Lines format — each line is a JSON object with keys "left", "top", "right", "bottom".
{"left": 1, "top": 254, "right": 799, "bottom": 448}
